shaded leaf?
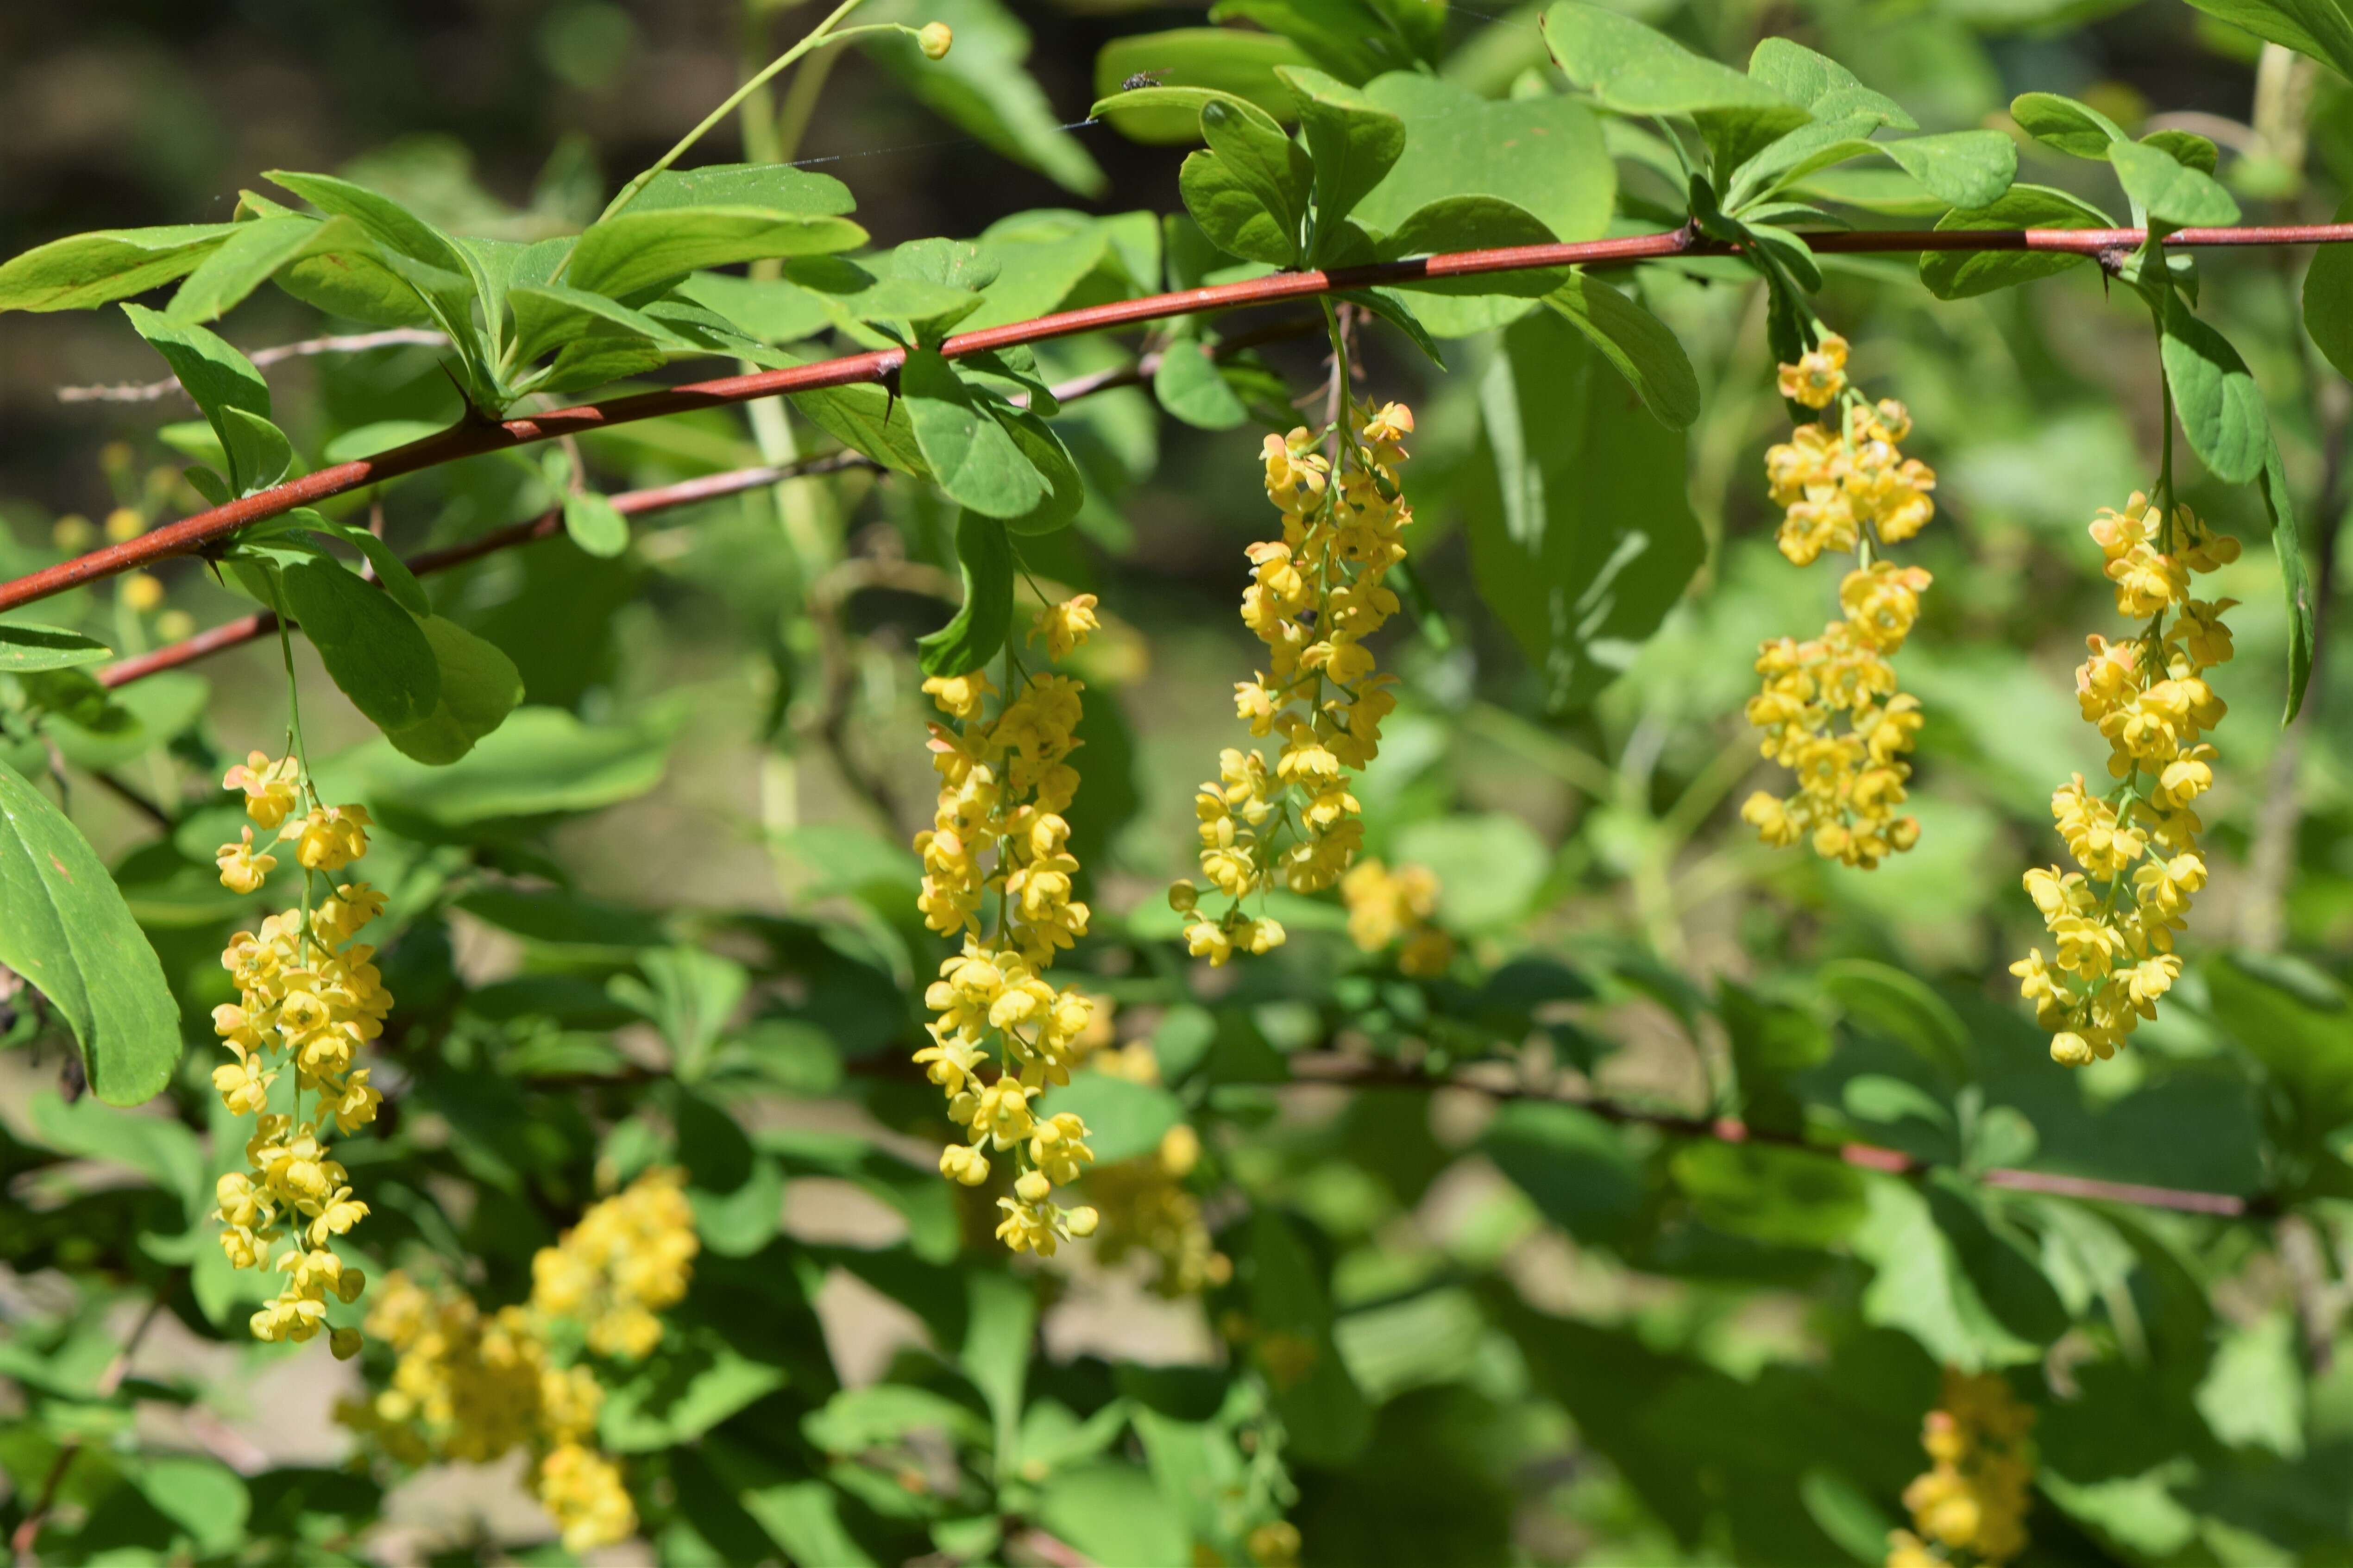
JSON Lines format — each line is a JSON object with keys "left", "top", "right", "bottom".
{"left": 0, "top": 762, "right": 181, "bottom": 1105}
{"left": 917, "top": 509, "right": 1016, "bottom": 678}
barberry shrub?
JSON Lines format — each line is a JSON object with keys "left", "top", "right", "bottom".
{"left": 1, "top": 0, "right": 2351, "bottom": 1564}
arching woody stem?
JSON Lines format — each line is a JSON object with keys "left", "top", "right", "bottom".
{"left": 9, "top": 220, "right": 2353, "bottom": 615}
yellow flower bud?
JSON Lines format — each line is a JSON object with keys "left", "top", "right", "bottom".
{"left": 919, "top": 20, "right": 953, "bottom": 58}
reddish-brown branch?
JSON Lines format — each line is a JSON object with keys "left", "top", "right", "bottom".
{"left": 94, "top": 321, "right": 1318, "bottom": 689}
{"left": 13, "top": 221, "right": 2353, "bottom": 616}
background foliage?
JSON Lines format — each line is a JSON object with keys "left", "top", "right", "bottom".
{"left": 1, "top": 0, "right": 2351, "bottom": 1563}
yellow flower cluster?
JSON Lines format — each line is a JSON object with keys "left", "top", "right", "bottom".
{"left": 1172, "top": 402, "right": 1417, "bottom": 963}
{"left": 1741, "top": 335, "right": 1936, "bottom": 868}
{"left": 1088, "top": 1123, "right": 1232, "bottom": 1297}
{"left": 338, "top": 1170, "right": 699, "bottom": 1553}
{"left": 208, "top": 751, "right": 388, "bottom": 1353}
{"left": 1885, "top": 1370, "right": 2035, "bottom": 1568}
{"left": 912, "top": 599, "right": 1106, "bottom": 1255}
{"left": 529, "top": 1165, "right": 700, "bottom": 1357}
{"left": 2011, "top": 493, "right": 2238, "bottom": 1066}
{"left": 1340, "top": 857, "right": 1454, "bottom": 977}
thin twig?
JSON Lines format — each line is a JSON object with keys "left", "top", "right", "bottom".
{"left": 15, "top": 222, "right": 2353, "bottom": 615}
{"left": 55, "top": 329, "right": 449, "bottom": 404}
{"left": 10, "top": 1294, "right": 168, "bottom": 1561}
{"left": 89, "top": 767, "right": 172, "bottom": 828}
{"left": 1279, "top": 1054, "right": 2252, "bottom": 1217}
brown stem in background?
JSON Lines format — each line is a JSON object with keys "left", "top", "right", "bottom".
{"left": 16, "top": 223, "right": 2353, "bottom": 614}
{"left": 10, "top": 1294, "right": 167, "bottom": 1561}
{"left": 55, "top": 328, "right": 450, "bottom": 404}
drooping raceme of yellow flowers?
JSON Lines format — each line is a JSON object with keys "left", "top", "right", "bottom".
{"left": 208, "top": 751, "right": 388, "bottom": 1355}
{"left": 2010, "top": 491, "right": 2238, "bottom": 1066}
{"left": 1170, "top": 401, "right": 1416, "bottom": 964}
{"left": 912, "top": 598, "right": 1106, "bottom": 1255}
{"left": 338, "top": 1169, "right": 700, "bottom": 1552}
{"left": 528, "top": 1163, "right": 700, "bottom": 1356}
{"left": 1088, "top": 1122, "right": 1232, "bottom": 1297}
{"left": 1340, "top": 856, "right": 1454, "bottom": 977}
{"left": 1740, "top": 335, "right": 1937, "bottom": 869}
{"left": 1885, "top": 1369, "right": 2035, "bottom": 1568}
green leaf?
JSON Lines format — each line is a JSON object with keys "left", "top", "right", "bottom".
{"left": 1721, "top": 982, "right": 1831, "bottom": 1137}
{"left": 1746, "top": 38, "right": 1915, "bottom": 129}
{"left": 1353, "top": 73, "right": 1613, "bottom": 334}
{"left": 1278, "top": 67, "right": 1405, "bottom": 238}
{"left": 0, "top": 762, "right": 181, "bottom": 1105}
{"left": 1356, "top": 74, "right": 1613, "bottom": 247}
{"left": 1178, "top": 151, "right": 1296, "bottom": 266}
{"left": 2258, "top": 426, "right": 2317, "bottom": 723}
{"left": 961, "top": 1270, "right": 1036, "bottom": 1467}
{"left": 2161, "top": 291, "right": 2267, "bottom": 486}
{"left": 1481, "top": 1101, "right": 1644, "bottom": 1247}
{"left": 322, "top": 704, "right": 681, "bottom": 826}
{"left": 2209, "top": 953, "right": 2353, "bottom": 1136}
{"left": 1670, "top": 1141, "right": 1868, "bottom": 1247}
{"left": 1818, "top": 958, "right": 1968, "bottom": 1079}
{"left": 613, "top": 949, "right": 748, "bottom": 1082}
{"left": 1542, "top": 3, "right": 1804, "bottom": 131}
{"left": 1042, "top": 1074, "right": 1183, "bottom": 1164}
{"left": 803, "top": 1384, "right": 992, "bottom": 1455}
{"left": 793, "top": 380, "right": 931, "bottom": 477}
{"left": 862, "top": 0, "right": 1108, "bottom": 196}
{"left": 1242, "top": 1211, "right": 1370, "bottom": 1463}
{"left": 1200, "top": 97, "right": 1313, "bottom": 255}
{"left": 601, "top": 1329, "right": 788, "bottom": 1452}
{"left": 264, "top": 170, "right": 474, "bottom": 277}
{"left": 563, "top": 490, "right": 633, "bottom": 558}
{"left": 1037, "top": 1463, "right": 1192, "bottom": 1568}
{"left": 384, "top": 616, "right": 526, "bottom": 765}
{"left": 0, "top": 623, "right": 113, "bottom": 673}
{"left": 1464, "top": 308, "right": 1705, "bottom": 711}
{"left": 2142, "top": 128, "right": 2220, "bottom": 173}
{"left": 1919, "top": 183, "right": 2113, "bottom": 301}
{"left": 296, "top": 511, "right": 431, "bottom": 617}
{"left": 164, "top": 214, "right": 360, "bottom": 324}
{"left": 278, "top": 555, "right": 440, "bottom": 732}
{"left": 1725, "top": 116, "right": 1887, "bottom": 211}
{"left": 1093, "top": 29, "right": 1309, "bottom": 143}
{"left": 901, "top": 348, "right": 1048, "bottom": 518}
{"left": 218, "top": 405, "right": 294, "bottom": 496}
{"left": 1153, "top": 330, "right": 1249, "bottom": 429}
{"left": 1543, "top": 272, "right": 1700, "bottom": 428}
{"left": 1393, "top": 812, "right": 1549, "bottom": 930}
{"left": 917, "top": 510, "right": 1016, "bottom": 678}
{"left": 1880, "top": 130, "right": 2017, "bottom": 211}
{"left": 120, "top": 305, "right": 275, "bottom": 490}
{"left": 627, "top": 163, "right": 856, "bottom": 216}
{"left": 994, "top": 409, "right": 1086, "bottom": 536}
{"left": 2111, "top": 138, "right": 2241, "bottom": 227}
{"left": 29, "top": 1090, "right": 204, "bottom": 1209}
{"left": 1849, "top": 1177, "right": 2043, "bottom": 1370}
{"left": 566, "top": 208, "right": 868, "bottom": 300}
{"left": 131, "top": 1456, "right": 251, "bottom": 1558}
{"left": 1209, "top": 0, "right": 1431, "bottom": 83}
{"left": 510, "top": 281, "right": 688, "bottom": 366}
{"left": 2180, "top": 0, "right": 2353, "bottom": 81}
{"left": 0, "top": 222, "right": 239, "bottom": 313}
{"left": 2008, "top": 91, "right": 2127, "bottom": 159}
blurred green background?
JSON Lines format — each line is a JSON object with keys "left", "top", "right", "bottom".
{"left": 4, "top": 0, "right": 2352, "bottom": 1563}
